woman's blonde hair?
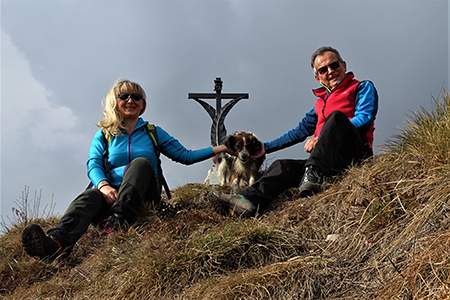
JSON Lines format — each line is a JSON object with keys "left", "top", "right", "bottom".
{"left": 97, "top": 79, "right": 147, "bottom": 138}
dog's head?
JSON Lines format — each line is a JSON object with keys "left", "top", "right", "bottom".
{"left": 225, "top": 132, "right": 262, "bottom": 162}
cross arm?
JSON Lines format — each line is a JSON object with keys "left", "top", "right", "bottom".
{"left": 188, "top": 93, "right": 249, "bottom": 100}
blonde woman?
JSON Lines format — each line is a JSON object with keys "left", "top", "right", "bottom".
{"left": 22, "top": 79, "right": 229, "bottom": 263}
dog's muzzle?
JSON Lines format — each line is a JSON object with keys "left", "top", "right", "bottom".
{"left": 238, "top": 152, "right": 249, "bottom": 163}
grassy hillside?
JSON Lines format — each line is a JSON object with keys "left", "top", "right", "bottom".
{"left": 1, "top": 92, "right": 450, "bottom": 299}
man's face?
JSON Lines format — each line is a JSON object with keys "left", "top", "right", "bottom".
{"left": 314, "top": 51, "right": 347, "bottom": 90}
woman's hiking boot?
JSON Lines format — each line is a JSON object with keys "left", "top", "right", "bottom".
{"left": 22, "top": 224, "right": 64, "bottom": 263}
{"left": 102, "top": 213, "right": 124, "bottom": 237}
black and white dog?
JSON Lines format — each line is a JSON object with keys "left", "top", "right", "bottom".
{"left": 217, "top": 132, "right": 265, "bottom": 193}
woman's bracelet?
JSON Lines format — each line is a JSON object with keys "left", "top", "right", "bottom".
{"left": 98, "top": 183, "right": 110, "bottom": 191}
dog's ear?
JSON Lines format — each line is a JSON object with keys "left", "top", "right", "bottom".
{"left": 249, "top": 135, "right": 262, "bottom": 154}
{"left": 224, "top": 135, "right": 235, "bottom": 149}
{"left": 248, "top": 135, "right": 257, "bottom": 147}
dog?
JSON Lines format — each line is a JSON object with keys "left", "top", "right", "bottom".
{"left": 218, "top": 132, "right": 265, "bottom": 193}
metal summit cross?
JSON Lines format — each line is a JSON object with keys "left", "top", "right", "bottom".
{"left": 189, "top": 77, "right": 249, "bottom": 146}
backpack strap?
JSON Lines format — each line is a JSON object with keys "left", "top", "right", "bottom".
{"left": 103, "top": 134, "right": 112, "bottom": 182}
{"left": 145, "top": 124, "right": 172, "bottom": 200}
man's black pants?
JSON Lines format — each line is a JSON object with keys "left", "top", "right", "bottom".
{"left": 240, "top": 110, "right": 372, "bottom": 211}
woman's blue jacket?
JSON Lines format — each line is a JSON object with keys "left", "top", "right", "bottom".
{"left": 87, "top": 118, "right": 214, "bottom": 188}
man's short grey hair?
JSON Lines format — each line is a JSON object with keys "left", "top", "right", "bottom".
{"left": 311, "top": 46, "right": 343, "bottom": 75}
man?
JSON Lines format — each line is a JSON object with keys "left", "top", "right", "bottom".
{"left": 210, "top": 46, "right": 378, "bottom": 217}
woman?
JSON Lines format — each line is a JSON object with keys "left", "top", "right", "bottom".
{"left": 22, "top": 79, "right": 229, "bottom": 263}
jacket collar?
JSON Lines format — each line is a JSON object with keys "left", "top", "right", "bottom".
{"left": 313, "top": 72, "right": 354, "bottom": 97}
{"left": 135, "top": 117, "right": 148, "bottom": 129}
{"left": 120, "top": 118, "right": 148, "bottom": 134}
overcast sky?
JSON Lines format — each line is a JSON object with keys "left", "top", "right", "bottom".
{"left": 1, "top": 0, "right": 448, "bottom": 226}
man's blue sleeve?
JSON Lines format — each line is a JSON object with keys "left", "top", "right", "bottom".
{"left": 351, "top": 81, "right": 378, "bottom": 135}
{"left": 264, "top": 107, "right": 317, "bottom": 154}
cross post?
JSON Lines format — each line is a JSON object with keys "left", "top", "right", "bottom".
{"left": 188, "top": 77, "right": 249, "bottom": 146}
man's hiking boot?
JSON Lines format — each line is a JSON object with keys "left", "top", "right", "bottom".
{"left": 102, "top": 213, "right": 123, "bottom": 237}
{"left": 22, "top": 224, "right": 64, "bottom": 263}
{"left": 299, "top": 165, "right": 324, "bottom": 197}
{"left": 209, "top": 190, "right": 255, "bottom": 217}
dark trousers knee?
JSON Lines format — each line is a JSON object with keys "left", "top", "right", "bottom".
{"left": 241, "top": 159, "right": 306, "bottom": 209}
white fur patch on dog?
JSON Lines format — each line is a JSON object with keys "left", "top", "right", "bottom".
{"left": 206, "top": 132, "right": 265, "bottom": 193}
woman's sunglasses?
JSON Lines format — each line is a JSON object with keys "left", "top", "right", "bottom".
{"left": 317, "top": 61, "right": 341, "bottom": 75}
{"left": 118, "top": 93, "right": 144, "bottom": 102}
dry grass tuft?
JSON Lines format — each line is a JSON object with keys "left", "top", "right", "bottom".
{"left": 2, "top": 92, "right": 450, "bottom": 299}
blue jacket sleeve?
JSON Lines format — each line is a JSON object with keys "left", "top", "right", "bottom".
{"left": 86, "top": 130, "right": 108, "bottom": 188}
{"left": 264, "top": 107, "right": 318, "bottom": 154}
{"left": 156, "top": 127, "right": 215, "bottom": 165}
{"left": 351, "top": 81, "right": 378, "bottom": 135}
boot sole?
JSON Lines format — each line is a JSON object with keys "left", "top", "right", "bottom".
{"left": 209, "top": 191, "right": 253, "bottom": 218}
{"left": 22, "top": 224, "right": 60, "bottom": 262}
{"left": 22, "top": 224, "right": 48, "bottom": 261}
{"left": 208, "top": 191, "right": 233, "bottom": 216}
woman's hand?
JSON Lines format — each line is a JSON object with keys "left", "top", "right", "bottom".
{"left": 212, "top": 144, "right": 237, "bottom": 156}
{"left": 98, "top": 182, "right": 118, "bottom": 206}
{"left": 304, "top": 137, "right": 319, "bottom": 153}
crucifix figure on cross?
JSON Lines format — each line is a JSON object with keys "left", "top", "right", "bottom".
{"left": 188, "top": 77, "right": 249, "bottom": 146}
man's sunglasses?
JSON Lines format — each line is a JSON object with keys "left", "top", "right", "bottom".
{"left": 117, "top": 93, "right": 144, "bottom": 102}
{"left": 317, "top": 61, "right": 341, "bottom": 75}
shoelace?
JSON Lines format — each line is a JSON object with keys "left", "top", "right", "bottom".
{"left": 305, "top": 166, "right": 323, "bottom": 183}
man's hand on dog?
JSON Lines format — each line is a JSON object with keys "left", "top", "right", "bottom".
{"left": 249, "top": 142, "right": 265, "bottom": 158}
{"left": 304, "top": 137, "right": 318, "bottom": 153}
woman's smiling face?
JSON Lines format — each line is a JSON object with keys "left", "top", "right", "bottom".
{"left": 116, "top": 89, "right": 146, "bottom": 120}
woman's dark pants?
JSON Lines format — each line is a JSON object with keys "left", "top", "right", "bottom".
{"left": 47, "top": 157, "right": 160, "bottom": 250}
